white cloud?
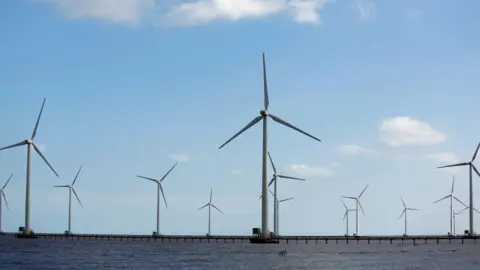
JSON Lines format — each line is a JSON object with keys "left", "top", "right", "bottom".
{"left": 231, "top": 169, "right": 242, "bottom": 175}
{"left": 35, "top": 0, "right": 330, "bottom": 26}
{"left": 356, "top": 0, "right": 375, "bottom": 19}
{"left": 424, "top": 152, "right": 460, "bottom": 174}
{"left": 337, "top": 144, "right": 373, "bottom": 156}
{"left": 168, "top": 153, "right": 190, "bottom": 163}
{"left": 35, "top": 0, "right": 156, "bottom": 24}
{"left": 379, "top": 116, "right": 447, "bottom": 147}
{"left": 284, "top": 164, "right": 333, "bottom": 177}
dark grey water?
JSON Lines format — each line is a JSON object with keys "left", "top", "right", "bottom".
{"left": 1, "top": 237, "right": 480, "bottom": 269}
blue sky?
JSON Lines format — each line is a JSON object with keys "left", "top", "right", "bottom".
{"left": 1, "top": 0, "right": 480, "bottom": 236}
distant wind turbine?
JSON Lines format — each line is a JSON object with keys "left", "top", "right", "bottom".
{"left": 0, "top": 173, "right": 14, "bottom": 233}
{"left": 53, "top": 166, "right": 84, "bottom": 234}
{"left": 438, "top": 142, "right": 480, "bottom": 235}
{"left": 341, "top": 199, "right": 355, "bottom": 236}
{"left": 433, "top": 176, "right": 468, "bottom": 234}
{"left": 0, "top": 98, "right": 59, "bottom": 235}
{"left": 197, "top": 188, "right": 223, "bottom": 236}
{"left": 267, "top": 151, "right": 305, "bottom": 235}
{"left": 399, "top": 197, "right": 418, "bottom": 236}
{"left": 136, "top": 162, "right": 178, "bottom": 236}
{"left": 218, "top": 53, "right": 321, "bottom": 238}
{"left": 453, "top": 207, "right": 469, "bottom": 235}
{"left": 275, "top": 192, "right": 294, "bottom": 236}
{"left": 342, "top": 184, "right": 369, "bottom": 236}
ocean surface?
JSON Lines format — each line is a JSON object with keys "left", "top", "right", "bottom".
{"left": 1, "top": 237, "right": 480, "bottom": 269}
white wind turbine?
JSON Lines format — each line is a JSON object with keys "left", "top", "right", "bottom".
{"left": 433, "top": 176, "right": 468, "bottom": 234}
{"left": 342, "top": 184, "right": 369, "bottom": 236}
{"left": 453, "top": 207, "right": 468, "bottom": 235}
{"left": 438, "top": 142, "right": 480, "bottom": 235}
{"left": 398, "top": 197, "right": 418, "bottom": 236}
{"left": 0, "top": 173, "right": 14, "bottom": 233}
{"left": 218, "top": 53, "right": 321, "bottom": 238}
{"left": 197, "top": 188, "right": 223, "bottom": 236}
{"left": 136, "top": 162, "right": 178, "bottom": 236}
{"left": 53, "top": 166, "right": 83, "bottom": 234}
{"left": 341, "top": 199, "right": 355, "bottom": 236}
{"left": 0, "top": 98, "right": 59, "bottom": 235}
{"left": 257, "top": 189, "right": 293, "bottom": 235}
{"left": 267, "top": 151, "right": 305, "bottom": 235}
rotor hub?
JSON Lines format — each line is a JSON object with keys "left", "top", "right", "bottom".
{"left": 260, "top": 110, "right": 269, "bottom": 116}
{"left": 26, "top": 139, "right": 33, "bottom": 144}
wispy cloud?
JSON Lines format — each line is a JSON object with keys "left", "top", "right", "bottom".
{"left": 424, "top": 152, "right": 460, "bottom": 174}
{"left": 168, "top": 153, "right": 190, "bottom": 163}
{"left": 337, "top": 144, "right": 373, "bottom": 156}
{"left": 379, "top": 116, "right": 447, "bottom": 147}
{"left": 34, "top": 0, "right": 331, "bottom": 27}
{"left": 356, "top": 0, "right": 375, "bottom": 20}
{"left": 284, "top": 164, "right": 334, "bottom": 177}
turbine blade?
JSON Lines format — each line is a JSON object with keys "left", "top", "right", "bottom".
{"left": 257, "top": 194, "right": 262, "bottom": 200}
{"left": 474, "top": 208, "right": 480, "bottom": 214}
{"left": 451, "top": 176, "right": 455, "bottom": 194}
{"left": 53, "top": 185, "right": 69, "bottom": 188}
{"left": 159, "top": 183, "right": 168, "bottom": 208}
{"left": 459, "top": 206, "right": 469, "bottom": 213}
{"left": 2, "top": 191, "right": 9, "bottom": 210}
{"left": 399, "top": 209, "right": 405, "bottom": 219}
{"left": 357, "top": 199, "right": 365, "bottom": 216}
{"left": 160, "top": 163, "right": 178, "bottom": 182}
{"left": 211, "top": 203, "right": 223, "bottom": 214}
{"left": 72, "top": 165, "right": 83, "bottom": 186}
{"left": 276, "top": 175, "right": 306, "bottom": 181}
{"left": 2, "top": 173, "right": 14, "bottom": 190}
{"left": 0, "top": 141, "right": 27, "bottom": 151}
{"left": 32, "top": 142, "right": 59, "bottom": 177}
{"left": 268, "top": 176, "right": 276, "bottom": 187}
{"left": 358, "top": 184, "right": 369, "bottom": 198}
{"left": 262, "top": 53, "right": 269, "bottom": 111}
{"left": 438, "top": 162, "right": 469, "bottom": 169}
{"left": 72, "top": 188, "right": 83, "bottom": 208}
{"left": 453, "top": 196, "right": 468, "bottom": 208}
{"left": 136, "top": 175, "right": 159, "bottom": 184}
{"left": 269, "top": 114, "right": 321, "bottom": 142}
{"left": 197, "top": 203, "right": 209, "bottom": 211}
{"left": 279, "top": 197, "right": 294, "bottom": 203}
{"left": 401, "top": 196, "right": 406, "bottom": 208}
{"left": 471, "top": 164, "right": 480, "bottom": 178}
{"left": 268, "top": 189, "right": 275, "bottom": 197}
{"left": 343, "top": 211, "right": 347, "bottom": 220}
{"left": 407, "top": 208, "right": 418, "bottom": 211}
{"left": 31, "top": 98, "right": 46, "bottom": 140}
{"left": 342, "top": 196, "right": 356, "bottom": 200}
{"left": 472, "top": 142, "right": 480, "bottom": 162}
{"left": 433, "top": 195, "right": 450, "bottom": 204}
{"left": 209, "top": 188, "right": 212, "bottom": 203}
{"left": 267, "top": 151, "right": 276, "bottom": 174}
{"left": 218, "top": 116, "right": 263, "bottom": 149}
{"left": 341, "top": 199, "right": 347, "bottom": 210}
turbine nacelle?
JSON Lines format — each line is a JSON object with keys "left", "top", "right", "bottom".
{"left": 260, "top": 110, "right": 269, "bottom": 116}
{"left": 26, "top": 140, "right": 33, "bottom": 144}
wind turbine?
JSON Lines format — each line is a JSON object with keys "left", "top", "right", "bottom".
{"left": 276, "top": 195, "right": 294, "bottom": 235}
{"left": 197, "top": 188, "right": 223, "bottom": 236}
{"left": 267, "top": 151, "right": 305, "bottom": 235}
{"left": 0, "top": 173, "right": 14, "bottom": 233}
{"left": 136, "top": 162, "right": 178, "bottom": 236}
{"left": 0, "top": 98, "right": 59, "bottom": 235}
{"left": 342, "top": 184, "right": 369, "bottom": 236}
{"left": 218, "top": 53, "right": 321, "bottom": 238}
{"left": 453, "top": 207, "right": 469, "bottom": 235}
{"left": 438, "top": 142, "right": 480, "bottom": 235}
{"left": 53, "top": 166, "right": 83, "bottom": 234}
{"left": 433, "top": 176, "right": 468, "bottom": 234}
{"left": 398, "top": 197, "right": 418, "bottom": 236}
{"left": 341, "top": 199, "right": 355, "bottom": 236}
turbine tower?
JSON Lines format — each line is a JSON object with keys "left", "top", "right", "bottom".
{"left": 342, "top": 184, "right": 369, "bottom": 236}
{"left": 276, "top": 194, "right": 294, "bottom": 235}
{"left": 0, "top": 98, "right": 59, "bottom": 235}
{"left": 197, "top": 188, "right": 223, "bottom": 236}
{"left": 398, "top": 197, "right": 418, "bottom": 236}
{"left": 136, "top": 162, "right": 177, "bottom": 236}
{"left": 341, "top": 199, "right": 355, "bottom": 236}
{"left": 438, "top": 142, "right": 480, "bottom": 235}
{"left": 218, "top": 53, "right": 321, "bottom": 238}
{"left": 267, "top": 151, "right": 305, "bottom": 235}
{"left": 433, "top": 176, "right": 467, "bottom": 234}
{"left": 53, "top": 166, "right": 84, "bottom": 234}
{"left": 0, "top": 173, "right": 14, "bottom": 233}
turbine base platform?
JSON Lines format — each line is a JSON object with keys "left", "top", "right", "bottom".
{"left": 250, "top": 237, "right": 280, "bottom": 244}
{"left": 15, "top": 230, "right": 38, "bottom": 239}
